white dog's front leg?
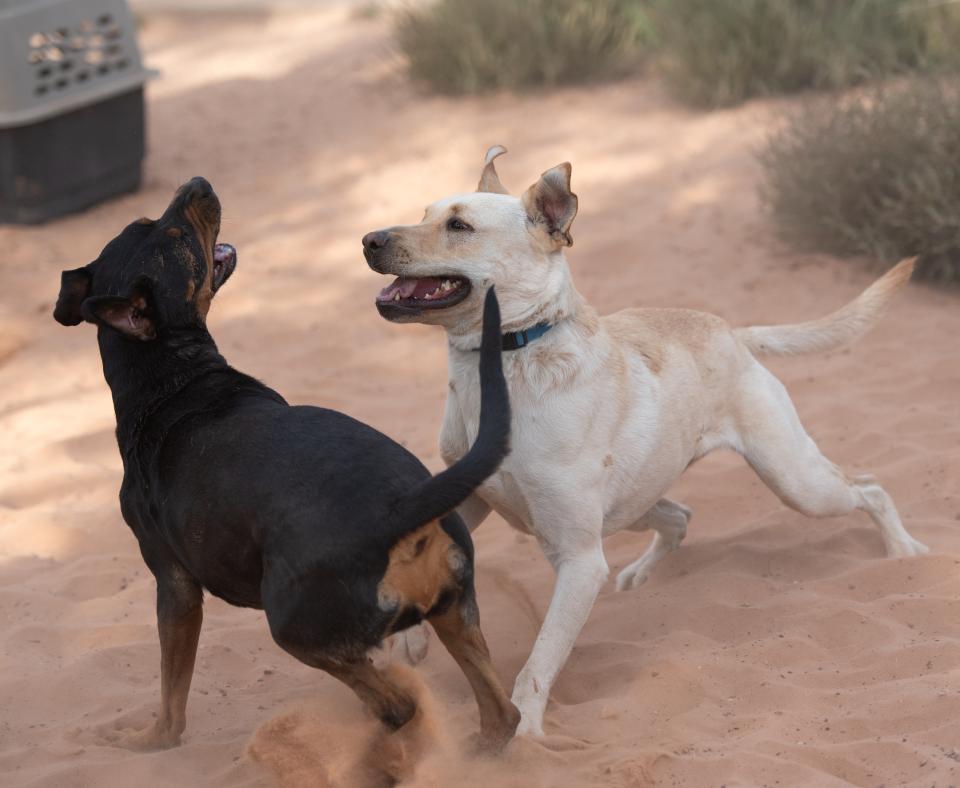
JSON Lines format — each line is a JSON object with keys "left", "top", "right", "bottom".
{"left": 512, "top": 538, "right": 608, "bottom": 737}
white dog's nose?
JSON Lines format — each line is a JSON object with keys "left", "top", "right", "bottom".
{"left": 362, "top": 230, "right": 390, "bottom": 252}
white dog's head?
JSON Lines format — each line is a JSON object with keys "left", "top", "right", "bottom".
{"left": 363, "top": 147, "right": 579, "bottom": 336}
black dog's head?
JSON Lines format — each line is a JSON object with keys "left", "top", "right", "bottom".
{"left": 53, "top": 177, "right": 237, "bottom": 340}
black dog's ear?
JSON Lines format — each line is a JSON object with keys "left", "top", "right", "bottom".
{"left": 53, "top": 267, "right": 93, "bottom": 326}
{"left": 82, "top": 276, "right": 158, "bottom": 341}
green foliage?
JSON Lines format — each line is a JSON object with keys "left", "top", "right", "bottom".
{"left": 395, "top": 0, "right": 654, "bottom": 94}
{"left": 760, "top": 79, "right": 960, "bottom": 283}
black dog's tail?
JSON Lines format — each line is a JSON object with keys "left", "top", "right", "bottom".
{"left": 393, "top": 287, "right": 510, "bottom": 527}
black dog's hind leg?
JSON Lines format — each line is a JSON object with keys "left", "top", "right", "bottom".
{"left": 429, "top": 595, "right": 520, "bottom": 752}
{"left": 323, "top": 658, "right": 418, "bottom": 731}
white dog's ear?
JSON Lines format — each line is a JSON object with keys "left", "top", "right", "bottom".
{"left": 523, "top": 162, "right": 578, "bottom": 247}
{"left": 477, "top": 145, "right": 509, "bottom": 194}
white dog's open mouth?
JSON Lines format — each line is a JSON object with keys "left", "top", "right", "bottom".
{"left": 376, "top": 275, "right": 470, "bottom": 310}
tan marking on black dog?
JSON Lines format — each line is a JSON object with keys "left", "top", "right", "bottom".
{"left": 166, "top": 227, "right": 182, "bottom": 238}
{"left": 378, "top": 520, "right": 456, "bottom": 615}
{"left": 183, "top": 202, "right": 218, "bottom": 318}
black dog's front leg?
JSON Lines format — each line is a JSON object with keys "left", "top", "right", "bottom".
{"left": 117, "top": 566, "right": 203, "bottom": 750}
{"left": 153, "top": 572, "right": 204, "bottom": 747}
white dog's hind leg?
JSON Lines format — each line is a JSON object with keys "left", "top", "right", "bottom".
{"left": 512, "top": 524, "right": 608, "bottom": 737}
{"left": 632, "top": 498, "right": 692, "bottom": 531}
{"left": 738, "top": 366, "right": 928, "bottom": 558}
{"left": 615, "top": 499, "right": 691, "bottom": 591}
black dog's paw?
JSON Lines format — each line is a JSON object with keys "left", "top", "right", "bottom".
{"left": 88, "top": 712, "right": 183, "bottom": 751}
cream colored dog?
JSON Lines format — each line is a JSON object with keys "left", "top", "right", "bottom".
{"left": 361, "top": 146, "right": 928, "bottom": 737}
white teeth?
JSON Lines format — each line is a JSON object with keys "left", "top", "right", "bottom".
{"left": 389, "top": 279, "right": 461, "bottom": 304}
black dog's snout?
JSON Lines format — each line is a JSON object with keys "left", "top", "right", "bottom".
{"left": 362, "top": 230, "right": 391, "bottom": 254}
{"left": 177, "top": 176, "right": 216, "bottom": 210}
{"left": 186, "top": 176, "right": 213, "bottom": 199}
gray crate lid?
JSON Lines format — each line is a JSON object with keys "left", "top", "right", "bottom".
{"left": 0, "top": 0, "right": 156, "bottom": 128}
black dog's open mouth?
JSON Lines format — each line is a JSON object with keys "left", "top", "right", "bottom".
{"left": 376, "top": 276, "right": 470, "bottom": 310}
{"left": 212, "top": 242, "right": 237, "bottom": 291}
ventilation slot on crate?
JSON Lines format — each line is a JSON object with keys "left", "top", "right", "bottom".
{"left": 28, "top": 15, "right": 128, "bottom": 96}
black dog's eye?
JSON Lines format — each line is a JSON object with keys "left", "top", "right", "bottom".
{"left": 447, "top": 217, "right": 472, "bottom": 232}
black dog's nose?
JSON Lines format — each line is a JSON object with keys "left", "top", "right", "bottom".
{"left": 176, "top": 176, "right": 215, "bottom": 209}
{"left": 362, "top": 230, "right": 390, "bottom": 252}
{"left": 168, "top": 176, "right": 220, "bottom": 223}
{"left": 185, "top": 176, "right": 213, "bottom": 200}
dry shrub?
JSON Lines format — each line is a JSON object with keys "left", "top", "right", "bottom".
{"left": 760, "top": 78, "right": 960, "bottom": 283}
{"left": 395, "top": 0, "right": 653, "bottom": 94}
{"left": 646, "top": 0, "right": 960, "bottom": 107}
{"left": 395, "top": 0, "right": 960, "bottom": 102}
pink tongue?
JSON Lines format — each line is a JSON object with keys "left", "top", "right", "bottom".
{"left": 378, "top": 276, "right": 443, "bottom": 302}
{"left": 410, "top": 277, "right": 443, "bottom": 297}
{"left": 214, "top": 243, "right": 235, "bottom": 264}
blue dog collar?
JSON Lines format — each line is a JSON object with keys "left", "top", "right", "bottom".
{"left": 473, "top": 322, "right": 553, "bottom": 352}
{"left": 503, "top": 322, "right": 553, "bottom": 350}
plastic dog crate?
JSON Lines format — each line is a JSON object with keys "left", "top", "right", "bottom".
{"left": 0, "top": 0, "right": 154, "bottom": 223}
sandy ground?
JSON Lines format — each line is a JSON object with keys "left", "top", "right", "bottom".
{"left": 2, "top": 6, "right": 959, "bottom": 787}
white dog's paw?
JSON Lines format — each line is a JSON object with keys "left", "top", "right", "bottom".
{"left": 888, "top": 536, "right": 930, "bottom": 558}
{"left": 515, "top": 712, "right": 546, "bottom": 739}
{"left": 513, "top": 695, "right": 546, "bottom": 738}
{"left": 511, "top": 674, "right": 548, "bottom": 738}
{"left": 615, "top": 561, "right": 651, "bottom": 592}
{"left": 396, "top": 624, "right": 430, "bottom": 665}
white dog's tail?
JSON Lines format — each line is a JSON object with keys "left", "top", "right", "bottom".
{"left": 735, "top": 258, "right": 916, "bottom": 357}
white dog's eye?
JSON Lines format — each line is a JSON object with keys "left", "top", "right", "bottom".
{"left": 447, "top": 217, "right": 473, "bottom": 232}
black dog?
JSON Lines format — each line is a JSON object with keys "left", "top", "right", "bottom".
{"left": 53, "top": 177, "right": 519, "bottom": 752}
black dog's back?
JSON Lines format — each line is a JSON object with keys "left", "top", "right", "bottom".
{"left": 145, "top": 289, "right": 509, "bottom": 651}
{"left": 155, "top": 403, "right": 425, "bottom": 604}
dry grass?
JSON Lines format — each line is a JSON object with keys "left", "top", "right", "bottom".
{"left": 395, "top": 0, "right": 960, "bottom": 105}
{"left": 647, "top": 0, "right": 960, "bottom": 108}
{"left": 394, "top": 0, "right": 653, "bottom": 94}
{"left": 760, "top": 78, "right": 960, "bottom": 284}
